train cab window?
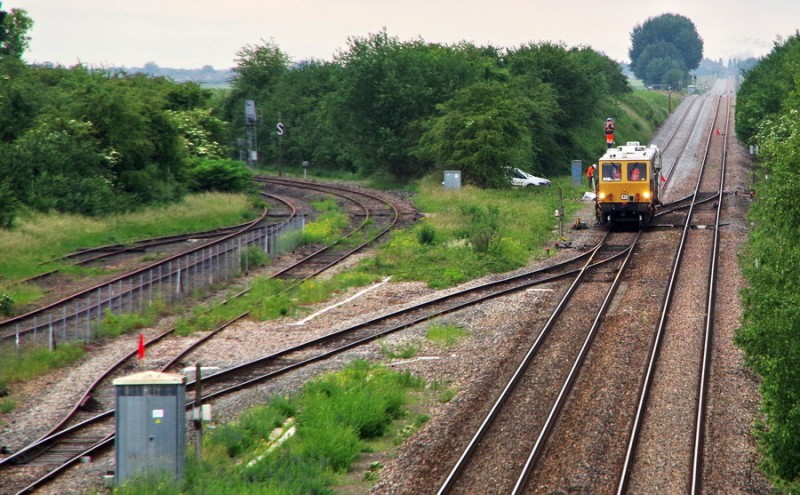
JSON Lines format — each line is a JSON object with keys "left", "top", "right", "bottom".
{"left": 602, "top": 163, "right": 621, "bottom": 181}
{"left": 628, "top": 163, "right": 646, "bottom": 181}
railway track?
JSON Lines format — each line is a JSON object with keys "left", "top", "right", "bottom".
{"left": 0, "top": 178, "right": 409, "bottom": 494}
{"left": 0, "top": 80, "right": 753, "bottom": 495}
{"left": 0, "top": 192, "right": 299, "bottom": 348}
{"left": 431, "top": 81, "right": 737, "bottom": 494}
{"left": 619, "top": 85, "right": 732, "bottom": 494}
{"left": 0, "top": 230, "right": 629, "bottom": 494}
{"left": 436, "top": 231, "right": 641, "bottom": 494}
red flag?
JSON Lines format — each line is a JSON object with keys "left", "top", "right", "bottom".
{"left": 137, "top": 333, "right": 145, "bottom": 360}
{"left": 660, "top": 175, "right": 666, "bottom": 183}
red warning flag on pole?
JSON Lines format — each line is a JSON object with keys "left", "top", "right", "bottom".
{"left": 137, "top": 333, "right": 145, "bottom": 360}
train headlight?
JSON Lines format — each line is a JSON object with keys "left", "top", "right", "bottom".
{"left": 598, "top": 192, "right": 606, "bottom": 200}
{"left": 643, "top": 191, "right": 651, "bottom": 199}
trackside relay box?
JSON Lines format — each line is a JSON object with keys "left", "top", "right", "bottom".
{"left": 113, "top": 371, "right": 186, "bottom": 485}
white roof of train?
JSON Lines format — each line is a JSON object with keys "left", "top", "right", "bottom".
{"left": 599, "top": 141, "right": 659, "bottom": 161}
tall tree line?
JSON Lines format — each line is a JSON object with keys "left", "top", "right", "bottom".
{"left": 223, "top": 31, "right": 631, "bottom": 186}
{"left": 735, "top": 32, "right": 800, "bottom": 491}
{"left": 0, "top": 11, "right": 638, "bottom": 226}
{"left": 0, "top": 8, "right": 241, "bottom": 227}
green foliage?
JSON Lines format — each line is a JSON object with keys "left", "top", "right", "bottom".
{"left": 332, "top": 30, "right": 499, "bottom": 180}
{"left": 460, "top": 204, "right": 501, "bottom": 253}
{"left": 0, "top": 192, "right": 253, "bottom": 287}
{"left": 301, "top": 210, "right": 349, "bottom": 244}
{"left": 416, "top": 222, "right": 436, "bottom": 245}
{"left": 0, "top": 8, "right": 32, "bottom": 62}
{"left": 629, "top": 14, "right": 703, "bottom": 87}
{"left": 0, "top": 293, "right": 13, "bottom": 316}
{"left": 0, "top": 397, "right": 15, "bottom": 413}
{"left": 736, "top": 34, "right": 800, "bottom": 145}
{"left": 363, "top": 461, "right": 383, "bottom": 481}
{"left": 0, "top": 60, "right": 229, "bottom": 215}
{"left": 241, "top": 245, "right": 270, "bottom": 271}
{"left": 0, "top": 180, "right": 20, "bottom": 229}
{"left": 0, "top": 342, "right": 85, "bottom": 388}
{"left": 187, "top": 159, "right": 254, "bottom": 193}
{"left": 4, "top": 116, "right": 118, "bottom": 215}
{"left": 115, "top": 470, "right": 184, "bottom": 495}
{"left": 413, "top": 81, "right": 535, "bottom": 188}
{"left": 434, "top": 383, "right": 458, "bottom": 403}
{"left": 175, "top": 268, "right": 380, "bottom": 334}
{"left": 167, "top": 108, "right": 229, "bottom": 159}
{"left": 357, "top": 176, "right": 574, "bottom": 289}
{"left": 392, "top": 414, "right": 430, "bottom": 446}
{"left": 209, "top": 423, "right": 255, "bottom": 458}
{"left": 734, "top": 36, "right": 800, "bottom": 490}
{"left": 96, "top": 301, "right": 165, "bottom": 339}
{"left": 121, "top": 360, "right": 423, "bottom": 495}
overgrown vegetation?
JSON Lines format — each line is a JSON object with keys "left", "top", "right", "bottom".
{"left": 0, "top": 5, "right": 688, "bottom": 488}
{"left": 114, "top": 360, "right": 427, "bottom": 495}
{"left": 734, "top": 32, "right": 800, "bottom": 491}
{"left": 96, "top": 300, "right": 167, "bottom": 339}
{"left": 0, "top": 5, "right": 679, "bottom": 231}
{"left": 223, "top": 31, "right": 654, "bottom": 187}
{"left": 0, "top": 342, "right": 86, "bottom": 395}
{"left": 355, "top": 175, "right": 587, "bottom": 288}
{"left": 0, "top": 192, "right": 254, "bottom": 307}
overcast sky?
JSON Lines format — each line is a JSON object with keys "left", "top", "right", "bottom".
{"left": 8, "top": 0, "right": 798, "bottom": 69}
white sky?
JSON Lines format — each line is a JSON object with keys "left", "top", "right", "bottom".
{"left": 8, "top": 0, "right": 798, "bottom": 69}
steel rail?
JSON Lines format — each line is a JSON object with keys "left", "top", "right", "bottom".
{"left": 8, "top": 236, "right": 618, "bottom": 494}
{"left": 616, "top": 94, "right": 725, "bottom": 494}
{"left": 511, "top": 230, "right": 642, "bottom": 494}
{"left": 0, "top": 190, "right": 302, "bottom": 345}
{"left": 690, "top": 88, "right": 732, "bottom": 494}
{"left": 435, "top": 231, "right": 627, "bottom": 494}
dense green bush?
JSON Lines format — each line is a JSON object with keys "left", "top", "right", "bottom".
{"left": 735, "top": 32, "right": 800, "bottom": 490}
{"left": 187, "top": 159, "right": 254, "bottom": 193}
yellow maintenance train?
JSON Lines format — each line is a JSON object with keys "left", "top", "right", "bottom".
{"left": 595, "top": 141, "right": 662, "bottom": 228}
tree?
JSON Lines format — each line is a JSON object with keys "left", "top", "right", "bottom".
{"left": 736, "top": 34, "right": 800, "bottom": 144}
{"left": 413, "top": 81, "right": 533, "bottom": 188}
{"left": 629, "top": 14, "right": 703, "bottom": 86}
{"left": 734, "top": 33, "right": 800, "bottom": 488}
{"left": 225, "top": 40, "right": 291, "bottom": 166}
{"left": 0, "top": 8, "right": 32, "bottom": 63}
{"left": 332, "top": 31, "right": 498, "bottom": 179}
{"left": 3, "top": 117, "right": 117, "bottom": 215}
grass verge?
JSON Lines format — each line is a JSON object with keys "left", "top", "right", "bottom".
{"left": 0, "top": 192, "right": 257, "bottom": 307}
{"left": 114, "top": 360, "right": 428, "bottom": 495}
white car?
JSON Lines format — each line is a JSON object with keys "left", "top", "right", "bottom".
{"left": 510, "top": 168, "right": 551, "bottom": 187}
